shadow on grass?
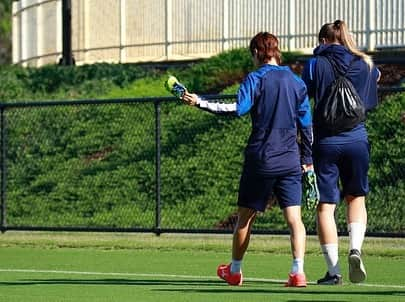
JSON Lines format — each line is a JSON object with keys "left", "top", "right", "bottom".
{"left": 156, "top": 286, "right": 405, "bottom": 301}
{"left": 0, "top": 278, "right": 219, "bottom": 286}
{"left": 0, "top": 278, "right": 404, "bottom": 300}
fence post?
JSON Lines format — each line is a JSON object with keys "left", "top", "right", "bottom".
{"left": 119, "top": 0, "right": 127, "bottom": 63}
{"left": 0, "top": 106, "right": 7, "bottom": 233}
{"left": 288, "top": 0, "right": 296, "bottom": 51}
{"left": 165, "top": 0, "right": 172, "bottom": 60}
{"left": 154, "top": 101, "right": 162, "bottom": 235}
{"left": 12, "top": 1, "right": 20, "bottom": 64}
{"left": 366, "top": 0, "right": 376, "bottom": 51}
{"left": 36, "top": 0, "right": 43, "bottom": 67}
{"left": 222, "top": 0, "right": 229, "bottom": 52}
{"left": 60, "top": 0, "right": 74, "bottom": 65}
{"left": 20, "top": 0, "right": 29, "bottom": 66}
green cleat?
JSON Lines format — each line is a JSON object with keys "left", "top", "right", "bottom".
{"left": 302, "top": 170, "right": 320, "bottom": 210}
{"left": 165, "top": 76, "right": 187, "bottom": 99}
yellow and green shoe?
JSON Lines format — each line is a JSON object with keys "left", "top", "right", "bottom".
{"left": 165, "top": 76, "right": 187, "bottom": 99}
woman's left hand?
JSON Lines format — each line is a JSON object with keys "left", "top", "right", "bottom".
{"left": 302, "top": 164, "right": 314, "bottom": 172}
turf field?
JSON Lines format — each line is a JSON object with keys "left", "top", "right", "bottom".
{"left": 0, "top": 232, "right": 404, "bottom": 302}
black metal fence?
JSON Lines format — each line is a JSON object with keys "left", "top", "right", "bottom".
{"left": 0, "top": 88, "right": 404, "bottom": 236}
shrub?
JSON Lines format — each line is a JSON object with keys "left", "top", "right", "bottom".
{"left": 1, "top": 49, "right": 402, "bottom": 233}
{"left": 0, "top": 63, "right": 160, "bottom": 101}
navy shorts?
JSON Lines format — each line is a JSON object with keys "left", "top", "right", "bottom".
{"left": 313, "top": 141, "right": 370, "bottom": 203}
{"left": 238, "top": 169, "right": 302, "bottom": 212}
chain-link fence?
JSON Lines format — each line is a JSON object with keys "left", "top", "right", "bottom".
{"left": 1, "top": 88, "right": 404, "bottom": 236}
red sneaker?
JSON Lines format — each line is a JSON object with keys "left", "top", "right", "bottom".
{"left": 285, "top": 273, "right": 307, "bottom": 287}
{"left": 217, "top": 264, "right": 243, "bottom": 286}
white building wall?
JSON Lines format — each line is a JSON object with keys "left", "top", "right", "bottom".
{"left": 12, "top": 0, "right": 405, "bottom": 66}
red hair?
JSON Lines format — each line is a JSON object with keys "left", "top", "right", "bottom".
{"left": 249, "top": 32, "right": 281, "bottom": 65}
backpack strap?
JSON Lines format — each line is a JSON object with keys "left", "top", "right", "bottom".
{"left": 324, "top": 56, "right": 358, "bottom": 78}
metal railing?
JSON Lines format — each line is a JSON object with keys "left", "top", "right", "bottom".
{"left": 0, "top": 87, "right": 404, "bottom": 237}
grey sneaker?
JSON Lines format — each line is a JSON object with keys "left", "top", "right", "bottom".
{"left": 317, "top": 272, "right": 343, "bottom": 285}
{"left": 348, "top": 249, "right": 367, "bottom": 283}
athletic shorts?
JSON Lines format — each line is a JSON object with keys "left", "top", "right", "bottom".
{"left": 237, "top": 169, "right": 302, "bottom": 212}
{"left": 313, "top": 141, "right": 370, "bottom": 203}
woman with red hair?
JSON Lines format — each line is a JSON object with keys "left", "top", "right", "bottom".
{"left": 182, "top": 32, "right": 313, "bottom": 287}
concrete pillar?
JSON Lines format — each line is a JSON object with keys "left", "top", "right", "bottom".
{"left": 288, "top": 0, "right": 296, "bottom": 51}
{"left": 12, "top": 1, "right": 21, "bottom": 64}
{"left": 222, "top": 0, "right": 229, "bottom": 52}
{"left": 366, "top": 0, "right": 376, "bottom": 51}
{"left": 120, "top": 0, "right": 127, "bottom": 63}
{"left": 165, "top": 0, "right": 172, "bottom": 60}
{"left": 36, "top": 0, "right": 43, "bottom": 67}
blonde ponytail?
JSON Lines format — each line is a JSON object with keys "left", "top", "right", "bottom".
{"left": 319, "top": 20, "right": 373, "bottom": 69}
{"left": 337, "top": 20, "right": 373, "bottom": 69}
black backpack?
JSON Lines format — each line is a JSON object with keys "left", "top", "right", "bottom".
{"left": 313, "top": 57, "right": 366, "bottom": 135}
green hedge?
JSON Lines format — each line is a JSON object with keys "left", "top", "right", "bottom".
{"left": 0, "top": 0, "right": 11, "bottom": 64}
{"left": 363, "top": 93, "right": 405, "bottom": 232}
{"left": 1, "top": 49, "right": 404, "bottom": 233}
{"left": 0, "top": 48, "right": 303, "bottom": 101}
{"left": 4, "top": 93, "right": 404, "bottom": 232}
{"left": 0, "top": 63, "right": 160, "bottom": 101}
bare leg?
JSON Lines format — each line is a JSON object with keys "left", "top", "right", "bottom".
{"left": 283, "top": 205, "right": 307, "bottom": 286}
{"left": 346, "top": 195, "right": 367, "bottom": 225}
{"left": 317, "top": 203, "right": 338, "bottom": 244}
{"left": 232, "top": 206, "right": 257, "bottom": 260}
{"left": 217, "top": 207, "right": 255, "bottom": 285}
{"left": 283, "top": 205, "right": 306, "bottom": 260}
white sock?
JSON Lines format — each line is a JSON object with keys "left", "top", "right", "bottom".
{"left": 348, "top": 222, "right": 366, "bottom": 252}
{"left": 321, "top": 243, "right": 341, "bottom": 276}
{"left": 291, "top": 258, "right": 304, "bottom": 274}
{"left": 230, "top": 259, "right": 242, "bottom": 274}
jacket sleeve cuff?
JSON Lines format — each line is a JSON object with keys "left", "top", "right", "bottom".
{"left": 301, "top": 156, "right": 313, "bottom": 165}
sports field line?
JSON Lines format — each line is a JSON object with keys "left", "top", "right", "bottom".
{"left": 1, "top": 268, "right": 404, "bottom": 289}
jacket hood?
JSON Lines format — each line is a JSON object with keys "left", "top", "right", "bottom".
{"left": 313, "top": 44, "right": 355, "bottom": 75}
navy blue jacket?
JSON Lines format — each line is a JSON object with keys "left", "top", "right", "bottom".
{"left": 302, "top": 44, "right": 380, "bottom": 144}
{"left": 196, "top": 64, "right": 313, "bottom": 176}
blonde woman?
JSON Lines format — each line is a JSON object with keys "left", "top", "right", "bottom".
{"left": 302, "top": 20, "right": 380, "bottom": 285}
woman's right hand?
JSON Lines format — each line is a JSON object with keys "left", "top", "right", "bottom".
{"left": 182, "top": 91, "right": 199, "bottom": 106}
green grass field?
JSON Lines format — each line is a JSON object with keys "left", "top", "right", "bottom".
{"left": 0, "top": 232, "right": 404, "bottom": 302}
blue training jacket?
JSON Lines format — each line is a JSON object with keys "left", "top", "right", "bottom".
{"left": 195, "top": 64, "right": 313, "bottom": 176}
{"left": 302, "top": 44, "right": 380, "bottom": 144}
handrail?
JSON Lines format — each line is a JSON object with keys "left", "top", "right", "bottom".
{"left": 0, "top": 94, "right": 238, "bottom": 109}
